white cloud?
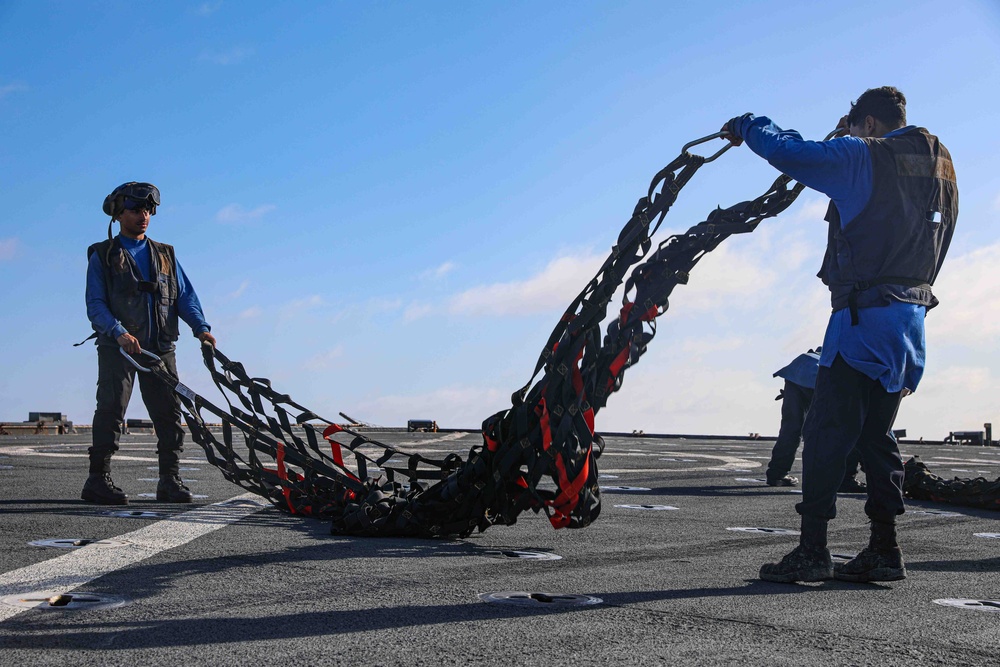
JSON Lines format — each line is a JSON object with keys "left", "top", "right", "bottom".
{"left": 281, "top": 295, "right": 325, "bottom": 317}
{"left": 0, "top": 83, "right": 27, "bottom": 100}
{"left": 897, "top": 365, "right": 1000, "bottom": 439}
{"left": 196, "top": 1, "right": 223, "bottom": 15}
{"left": 0, "top": 238, "right": 18, "bottom": 260}
{"left": 304, "top": 345, "right": 344, "bottom": 370}
{"left": 449, "top": 251, "right": 606, "bottom": 317}
{"left": 215, "top": 203, "right": 276, "bottom": 224}
{"left": 419, "top": 261, "right": 456, "bottom": 281}
{"left": 238, "top": 306, "right": 262, "bottom": 320}
{"left": 925, "top": 241, "right": 1000, "bottom": 345}
{"left": 403, "top": 302, "right": 433, "bottom": 322}
{"left": 229, "top": 280, "right": 250, "bottom": 299}
{"left": 668, "top": 241, "right": 779, "bottom": 312}
{"left": 599, "top": 361, "right": 774, "bottom": 436}
{"left": 783, "top": 197, "right": 829, "bottom": 225}
{"left": 199, "top": 47, "right": 253, "bottom": 66}
{"left": 353, "top": 385, "right": 509, "bottom": 429}
{"left": 678, "top": 335, "right": 744, "bottom": 357}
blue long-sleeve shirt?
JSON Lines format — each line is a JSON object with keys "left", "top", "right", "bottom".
{"left": 86, "top": 235, "right": 210, "bottom": 346}
{"left": 737, "top": 115, "right": 925, "bottom": 393}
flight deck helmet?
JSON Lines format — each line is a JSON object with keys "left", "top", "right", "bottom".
{"left": 102, "top": 182, "right": 160, "bottom": 220}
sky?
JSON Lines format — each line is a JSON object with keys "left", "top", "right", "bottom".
{"left": 1, "top": 1, "right": 998, "bottom": 439}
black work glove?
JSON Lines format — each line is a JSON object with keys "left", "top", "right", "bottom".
{"left": 722, "top": 113, "right": 753, "bottom": 144}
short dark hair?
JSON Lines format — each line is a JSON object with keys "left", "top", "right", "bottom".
{"left": 847, "top": 86, "right": 906, "bottom": 128}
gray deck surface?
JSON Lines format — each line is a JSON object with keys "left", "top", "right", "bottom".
{"left": 1, "top": 431, "right": 998, "bottom": 666}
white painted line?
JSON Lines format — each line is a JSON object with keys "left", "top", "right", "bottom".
{"left": 930, "top": 457, "right": 1000, "bottom": 465}
{"left": 0, "top": 445, "right": 203, "bottom": 465}
{"left": 602, "top": 452, "right": 759, "bottom": 474}
{"left": 0, "top": 493, "right": 266, "bottom": 623}
{"left": 392, "top": 432, "right": 468, "bottom": 447}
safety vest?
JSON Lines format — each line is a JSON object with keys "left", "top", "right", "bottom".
{"left": 818, "top": 127, "right": 958, "bottom": 324}
{"left": 88, "top": 237, "right": 180, "bottom": 351}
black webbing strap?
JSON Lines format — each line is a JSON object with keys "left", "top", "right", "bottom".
{"left": 848, "top": 276, "right": 932, "bottom": 325}
{"left": 126, "top": 131, "right": 811, "bottom": 538}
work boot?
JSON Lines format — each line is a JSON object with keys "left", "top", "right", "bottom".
{"left": 156, "top": 475, "right": 193, "bottom": 503}
{"left": 767, "top": 475, "right": 799, "bottom": 487}
{"left": 834, "top": 520, "right": 906, "bottom": 582}
{"left": 838, "top": 477, "right": 868, "bottom": 494}
{"left": 81, "top": 473, "right": 128, "bottom": 505}
{"left": 759, "top": 516, "right": 832, "bottom": 583}
{"left": 759, "top": 545, "right": 833, "bottom": 583}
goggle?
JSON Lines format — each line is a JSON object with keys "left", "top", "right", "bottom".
{"left": 123, "top": 197, "right": 157, "bottom": 213}
{"left": 119, "top": 182, "right": 160, "bottom": 207}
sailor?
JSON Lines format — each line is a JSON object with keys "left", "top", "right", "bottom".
{"left": 83, "top": 182, "right": 217, "bottom": 505}
{"left": 766, "top": 346, "right": 866, "bottom": 493}
{"left": 722, "top": 86, "right": 957, "bottom": 583}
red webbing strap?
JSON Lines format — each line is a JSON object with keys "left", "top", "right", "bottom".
{"left": 275, "top": 442, "right": 295, "bottom": 514}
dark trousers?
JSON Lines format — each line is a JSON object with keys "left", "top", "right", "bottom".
{"left": 90, "top": 346, "right": 185, "bottom": 476}
{"left": 766, "top": 380, "right": 862, "bottom": 483}
{"left": 796, "top": 354, "right": 904, "bottom": 524}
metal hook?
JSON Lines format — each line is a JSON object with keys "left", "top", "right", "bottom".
{"left": 682, "top": 131, "right": 733, "bottom": 163}
{"left": 119, "top": 347, "right": 162, "bottom": 372}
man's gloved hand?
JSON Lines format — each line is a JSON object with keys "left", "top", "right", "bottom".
{"left": 197, "top": 331, "right": 217, "bottom": 348}
{"left": 720, "top": 113, "right": 753, "bottom": 146}
{"left": 116, "top": 332, "right": 141, "bottom": 355}
{"left": 833, "top": 114, "right": 850, "bottom": 138}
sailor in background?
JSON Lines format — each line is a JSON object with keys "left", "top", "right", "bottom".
{"left": 766, "top": 347, "right": 866, "bottom": 494}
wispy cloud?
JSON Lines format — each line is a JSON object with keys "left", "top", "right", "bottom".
{"left": 925, "top": 241, "right": 1000, "bottom": 345}
{"left": 328, "top": 297, "right": 404, "bottom": 324}
{"left": 419, "top": 261, "right": 456, "bottom": 281}
{"left": 196, "top": 1, "right": 223, "bottom": 16}
{"left": 353, "top": 384, "right": 509, "bottom": 429}
{"left": 304, "top": 345, "right": 345, "bottom": 370}
{"left": 0, "top": 83, "right": 27, "bottom": 100}
{"left": 229, "top": 280, "right": 250, "bottom": 299}
{"left": 449, "top": 251, "right": 605, "bottom": 317}
{"left": 678, "top": 335, "right": 744, "bottom": 357}
{"left": 199, "top": 47, "right": 253, "bottom": 66}
{"left": 403, "top": 302, "right": 433, "bottom": 322}
{"left": 237, "top": 306, "right": 262, "bottom": 320}
{"left": 0, "top": 238, "right": 19, "bottom": 261}
{"left": 215, "top": 203, "right": 276, "bottom": 224}
{"left": 666, "top": 240, "right": 779, "bottom": 313}
{"left": 281, "top": 295, "right": 326, "bottom": 318}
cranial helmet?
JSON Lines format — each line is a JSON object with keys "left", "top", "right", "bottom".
{"left": 102, "top": 182, "right": 160, "bottom": 219}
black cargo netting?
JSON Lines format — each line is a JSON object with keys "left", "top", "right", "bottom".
{"left": 903, "top": 456, "right": 1000, "bottom": 511}
{"left": 139, "top": 133, "right": 807, "bottom": 536}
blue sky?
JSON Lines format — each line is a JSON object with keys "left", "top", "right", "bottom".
{"left": 1, "top": 1, "right": 998, "bottom": 438}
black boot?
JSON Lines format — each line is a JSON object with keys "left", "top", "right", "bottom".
{"left": 834, "top": 520, "right": 906, "bottom": 582}
{"left": 767, "top": 475, "right": 799, "bottom": 487}
{"left": 759, "top": 515, "right": 832, "bottom": 583}
{"left": 81, "top": 473, "right": 128, "bottom": 505}
{"left": 156, "top": 475, "right": 193, "bottom": 503}
{"left": 838, "top": 477, "right": 868, "bottom": 494}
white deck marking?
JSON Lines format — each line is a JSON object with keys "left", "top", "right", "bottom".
{"left": 930, "top": 457, "right": 1000, "bottom": 466}
{"left": 0, "top": 493, "right": 266, "bottom": 623}
{"left": 0, "top": 445, "right": 203, "bottom": 464}
{"left": 601, "top": 452, "right": 759, "bottom": 474}
{"left": 392, "top": 432, "right": 468, "bottom": 447}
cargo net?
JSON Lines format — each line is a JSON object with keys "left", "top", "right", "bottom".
{"left": 151, "top": 132, "right": 806, "bottom": 537}
{"left": 904, "top": 456, "right": 1000, "bottom": 511}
